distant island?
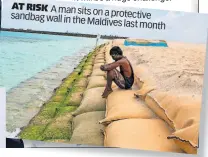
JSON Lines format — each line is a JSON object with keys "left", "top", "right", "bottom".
{"left": 0, "top": 28, "right": 128, "bottom": 39}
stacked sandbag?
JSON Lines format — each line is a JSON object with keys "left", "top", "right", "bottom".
{"left": 69, "top": 44, "right": 110, "bottom": 146}
{"left": 133, "top": 65, "right": 157, "bottom": 100}
{"left": 71, "top": 87, "right": 106, "bottom": 116}
{"left": 42, "top": 112, "right": 73, "bottom": 140}
{"left": 69, "top": 111, "right": 105, "bottom": 146}
{"left": 105, "top": 44, "right": 114, "bottom": 64}
{"left": 100, "top": 88, "right": 183, "bottom": 153}
{"left": 145, "top": 90, "right": 201, "bottom": 154}
{"left": 87, "top": 76, "right": 106, "bottom": 89}
{"left": 98, "top": 40, "right": 186, "bottom": 153}
{"left": 71, "top": 46, "right": 108, "bottom": 116}
{"left": 99, "top": 89, "right": 156, "bottom": 125}
{"left": 104, "top": 119, "right": 182, "bottom": 153}
{"left": 167, "top": 123, "right": 199, "bottom": 154}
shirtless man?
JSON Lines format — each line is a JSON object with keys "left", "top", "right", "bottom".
{"left": 100, "top": 46, "right": 134, "bottom": 98}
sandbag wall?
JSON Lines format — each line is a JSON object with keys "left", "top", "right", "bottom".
{"left": 99, "top": 83, "right": 183, "bottom": 153}
{"left": 18, "top": 43, "right": 107, "bottom": 144}
{"left": 68, "top": 43, "right": 110, "bottom": 146}
{"left": 99, "top": 41, "right": 197, "bottom": 154}
{"left": 133, "top": 65, "right": 201, "bottom": 154}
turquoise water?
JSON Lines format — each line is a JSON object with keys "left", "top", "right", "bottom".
{"left": 124, "top": 40, "right": 168, "bottom": 47}
{"left": 0, "top": 31, "right": 106, "bottom": 91}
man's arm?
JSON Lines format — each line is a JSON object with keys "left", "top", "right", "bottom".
{"left": 100, "top": 60, "right": 123, "bottom": 71}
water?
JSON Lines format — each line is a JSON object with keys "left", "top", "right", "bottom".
{"left": 1, "top": 31, "right": 108, "bottom": 135}
{"left": 124, "top": 40, "right": 168, "bottom": 47}
{"left": 0, "top": 31, "right": 106, "bottom": 91}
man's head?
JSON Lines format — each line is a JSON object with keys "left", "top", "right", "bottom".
{"left": 110, "top": 46, "right": 123, "bottom": 61}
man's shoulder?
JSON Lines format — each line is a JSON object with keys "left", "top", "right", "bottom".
{"left": 119, "top": 57, "right": 128, "bottom": 64}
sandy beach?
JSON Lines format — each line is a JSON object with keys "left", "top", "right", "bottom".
{"left": 111, "top": 39, "right": 206, "bottom": 96}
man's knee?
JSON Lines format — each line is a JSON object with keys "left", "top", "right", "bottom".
{"left": 107, "top": 70, "right": 115, "bottom": 78}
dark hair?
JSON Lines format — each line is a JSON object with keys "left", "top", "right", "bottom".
{"left": 110, "top": 46, "right": 123, "bottom": 56}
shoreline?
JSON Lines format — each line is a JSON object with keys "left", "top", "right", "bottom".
{"left": 17, "top": 42, "right": 107, "bottom": 141}
{"left": 6, "top": 46, "right": 97, "bottom": 137}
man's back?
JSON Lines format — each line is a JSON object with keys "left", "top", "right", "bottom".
{"left": 118, "top": 57, "right": 133, "bottom": 78}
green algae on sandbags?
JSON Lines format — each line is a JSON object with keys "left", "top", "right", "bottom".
{"left": 56, "top": 106, "right": 78, "bottom": 116}
{"left": 63, "top": 92, "right": 83, "bottom": 106}
{"left": 59, "top": 72, "right": 79, "bottom": 89}
{"left": 19, "top": 125, "right": 46, "bottom": 141}
{"left": 41, "top": 112, "right": 74, "bottom": 140}
{"left": 82, "top": 69, "right": 92, "bottom": 77}
{"left": 54, "top": 87, "right": 68, "bottom": 96}
{"left": 74, "top": 78, "right": 88, "bottom": 88}
{"left": 30, "top": 102, "right": 61, "bottom": 125}
{"left": 63, "top": 86, "right": 86, "bottom": 106}
{"left": 51, "top": 95, "right": 66, "bottom": 103}
{"left": 18, "top": 43, "right": 107, "bottom": 141}
{"left": 83, "top": 65, "right": 93, "bottom": 71}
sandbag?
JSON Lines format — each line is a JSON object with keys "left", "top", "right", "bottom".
{"left": 30, "top": 102, "right": 60, "bottom": 125}
{"left": 95, "top": 55, "right": 105, "bottom": 60}
{"left": 65, "top": 92, "right": 83, "bottom": 106}
{"left": 42, "top": 113, "right": 73, "bottom": 140}
{"left": 82, "top": 69, "right": 92, "bottom": 77}
{"left": 99, "top": 90, "right": 156, "bottom": 125}
{"left": 87, "top": 76, "right": 106, "bottom": 89}
{"left": 167, "top": 123, "right": 199, "bottom": 154}
{"left": 94, "top": 59, "right": 105, "bottom": 64}
{"left": 104, "top": 119, "right": 182, "bottom": 153}
{"left": 74, "top": 78, "right": 88, "bottom": 88}
{"left": 91, "top": 69, "right": 106, "bottom": 77}
{"left": 134, "top": 84, "right": 156, "bottom": 100}
{"left": 95, "top": 51, "right": 105, "bottom": 56}
{"left": 145, "top": 90, "right": 201, "bottom": 130}
{"left": 171, "top": 97, "right": 201, "bottom": 130}
{"left": 96, "top": 53, "right": 105, "bottom": 58}
{"left": 71, "top": 87, "right": 106, "bottom": 116}
{"left": 93, "top": 63, "right": 104, "bottom": 70}
{"left": 133, "top": 65, "right": 156, "bottom": 89}
{"left": 105, "top": 55, "right": 113, "bottom": 64}
{"left": 83, "top": 65, "right": 93, "bottom": 71}
{"left": 144, "top": 90, "right": 172, "bottom": 127}
{"left": 69, "top": 111, "right": 105, "bottom": 146}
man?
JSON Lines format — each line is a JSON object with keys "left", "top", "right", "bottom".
{"left": 100, "top": 46, "right": 134, "bottom": 98}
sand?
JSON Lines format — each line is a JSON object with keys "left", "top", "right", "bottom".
{"left": 110, "top": 39, "right": 206, "bottom": 96}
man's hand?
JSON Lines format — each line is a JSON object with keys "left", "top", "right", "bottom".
{"left": 100, "top": 65, "right": 105, "bottom": 71}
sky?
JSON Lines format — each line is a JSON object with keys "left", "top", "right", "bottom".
{"left": 1, "top": 0, "right": 208, "bottom": 44}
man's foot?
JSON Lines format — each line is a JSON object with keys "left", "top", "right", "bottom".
{"left": 102, "top": 89, "right": 113, "bottom": 98}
